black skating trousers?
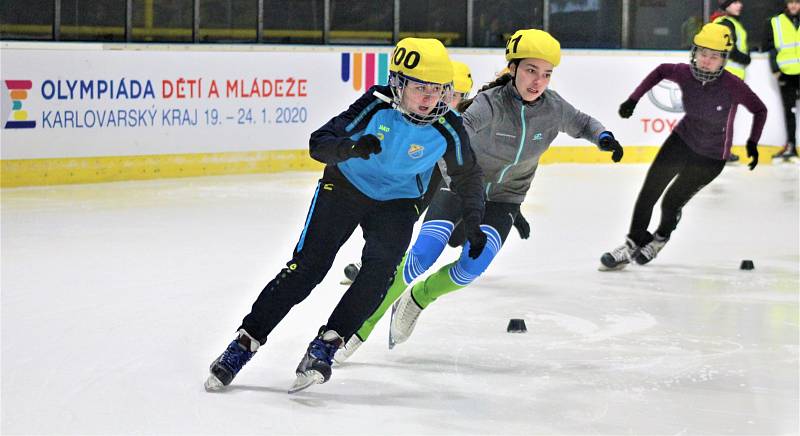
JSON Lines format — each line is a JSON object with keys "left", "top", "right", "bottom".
{"left": 777, "top": 73, "right": 799, "bottom": 146}
{"left": 239, "top": 166, "right": 420, "bottom": 343}
{"left": 627, "top": 132, "right": 726, "bottom": 247}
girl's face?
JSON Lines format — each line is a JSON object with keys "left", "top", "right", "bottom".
{"left": 400, "top": 81, "right": 445, "bottom": 116}
{"left": 510, "top": 58, "right": 553, "bottom": 102}
{"left": 695, "top": 47, "right": 726, "bottom": 73}
{"left": 449, "top": 92, "right": 466, "bottom": 109}
{"left": 788, "top": 1, "right": 800, "bottom": 14}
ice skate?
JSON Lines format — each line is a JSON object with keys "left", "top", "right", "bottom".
{"left": 599, "top": 238, "right": 638, "bottom": 271}
{"left": 389, "top": 289, "right": 423, "bottom": 348}
{"left": 288, "top": 328, "right": 343, "bottom": 394}
{"left": 772, "top": 143, "right": 798, "bottom": 162}
{"left": 333, "top": 334, "right": 363, "bottom": 364}
{"left": 726, "top": 153, "right": 740, "bottom": 163}
{"left": 205, "top": 329, "right": 259, "bottom": 391}
{"left": 339, "top": 261, "right": 361, "bottom": 285}
{"left": 635, "top": 234, "right": 669, "bottom": 265}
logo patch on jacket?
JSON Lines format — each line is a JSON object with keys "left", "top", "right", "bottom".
{"left": 533, "top": 133, "right": 543, "bottom": 141}
{"left": 407, "top": 144, "right": 424, "bottom": 159}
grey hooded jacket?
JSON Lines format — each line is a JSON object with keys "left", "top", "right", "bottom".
{"left": 462, "top": 80, "right": 606, "bottom": 203}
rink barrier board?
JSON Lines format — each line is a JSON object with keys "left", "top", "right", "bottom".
{"left": 0, "top": 145, "right": 781, "bottom": 188}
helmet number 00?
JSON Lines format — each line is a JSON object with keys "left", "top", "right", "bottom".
{"left": 506, "top": 35, "right": 522, "bottom": 55}
{"left": 393, "top": 48, "right": 421, "bottom": 69}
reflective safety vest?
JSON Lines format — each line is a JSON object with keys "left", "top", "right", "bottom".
{"left": 713, "top": 16, "right": 748, "bottom": 80}
{"left": 772, "top": 13, "right": 800, "bottom": 75}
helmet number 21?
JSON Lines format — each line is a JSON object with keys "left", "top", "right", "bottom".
{"left": 506, "top": 34, "right": 522, "bottom": 56}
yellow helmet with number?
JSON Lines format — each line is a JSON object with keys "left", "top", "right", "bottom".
{"left": 451, "top": 61, "right": 473, "bottom": 95}
{"left": 693, "top": 23, "right": 733, "bottom": 52}
{"left": 388, "top": 38, "right": 454, "bottom": 125}
{"left": 504, "top": 29, "right": 561, "bottom": 67}
{"left": 690, "top": 23, "right": 732, "bottom": 82}
{"left": 389, "top": 38, "right": 453, "bottom": 84}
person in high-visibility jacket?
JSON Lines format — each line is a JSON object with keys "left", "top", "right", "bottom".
{"left": 766, "top": 0, "right": 800, "bottom": 160}
{"left": 712, "top": 0, "right": 751, "bottom": 80}
{"left": 712, "top": 0, "right": 751, "bottom": 163}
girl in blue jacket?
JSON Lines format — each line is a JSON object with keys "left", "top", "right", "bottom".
{"left": 204, "top": 38, "right": 486, "bottom": 393}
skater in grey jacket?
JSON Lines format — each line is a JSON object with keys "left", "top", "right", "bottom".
{"left": 334, "top": 29, "right": 624, "bottom": 361}
{"left": 465, "top": 68, "right": 620, "bottom": 203}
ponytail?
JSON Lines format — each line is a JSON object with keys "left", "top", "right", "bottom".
{"left": 456, "top": 60, "right": 519, "bottom": 113}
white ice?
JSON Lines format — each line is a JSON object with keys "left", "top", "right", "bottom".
{"left": 2, "top": 163, "right": 798, "bottom": 435}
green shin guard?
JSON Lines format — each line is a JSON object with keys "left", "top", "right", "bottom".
{"left": 410, "top": 261, "right": 466, "bottom": 309}
{"left": 356, "top": 254, "right": 410, "bottom": 340}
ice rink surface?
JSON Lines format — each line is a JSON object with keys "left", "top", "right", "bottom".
{"left": 2, "top": 163, "right": 798, "bottom": 435}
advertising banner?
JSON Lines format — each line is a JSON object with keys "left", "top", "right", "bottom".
{"left": 0, "top": 43, "right": 788, "bottom": 162}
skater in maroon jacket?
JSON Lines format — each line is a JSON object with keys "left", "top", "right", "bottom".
{"left": 600, "top": 23, "right": 767, "bottom": 270}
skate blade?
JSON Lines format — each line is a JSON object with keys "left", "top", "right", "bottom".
{"left": 339, "top": 278, "right": 353, "bottom": 285}
{"left": 288, "top": 371, "right": 325, "bottom": 394}
{"left": 204, "top": 374, "right": 225, "bottom": 392}
{"left": 388, "top": 302, "right": 399, "bottom": 350}
{"left": 598, "top": 263, "right": 628, "bottom": 272}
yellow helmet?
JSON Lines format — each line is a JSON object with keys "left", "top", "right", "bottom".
{"left": 505, "top": 29, "right": 561, "bottom": 67}
{"left": 389, "top": 38, "right": 453, "bottom": 84}
{"left": 451, "top": 61, "right": 473, "bottom": 95}
{"left": 693, "top": 23, "right": 733, "bottom": 52}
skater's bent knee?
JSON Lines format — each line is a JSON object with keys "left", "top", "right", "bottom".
{"left": 453, "top": 225, "right": 502, "bottom": 282}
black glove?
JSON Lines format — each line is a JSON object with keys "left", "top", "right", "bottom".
{"left": 447, "top": 222, "right": 466, "bottom": 248}
{"left": 618, "top": 98, "right": 637, "bottom": 119}
{"left": 464, "top": 216, "right": 486, "bottom": 259}
{"left": 513, "top": 212, "right": 530, "bottom": 239}
{"left": 746, "top": 140, "right": 758, "bottom": 171}
{"left": 598, "top": 131, "right": 624, "bottom": 163}
{"left": 349, "top": 134, "right": 382, "bottom": 159}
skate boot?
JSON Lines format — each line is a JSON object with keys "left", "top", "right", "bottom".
{"left": 205, "top": 329, "right": 260, "bottom": 391}
{"left": 635, "top": 233, "right": 669, "bottom": 265}
{"left": 773, "top": 143, "right": 798, "bottom": 161}
{"left": 289, "top": 327, "right": 343, "bottom": 393}
{"left": 333, "top": 334, "right": 363, "bottom": 365}
{"left": 726, "top": 153, "right": 740, "bottom": 163}
{"left": 599, "top": 238, "right": 639, "bottom": 271}
{"left": 389, "top": 289, "right": 424, "bottom": 348}
{"left": 340, "top": 261, "right": 361, "bottom": 285}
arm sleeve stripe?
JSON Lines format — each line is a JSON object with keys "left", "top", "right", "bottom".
{"left": 438, "top": 118, "right": 463, "bottom": 166}
{"left": 345, "top": 99, "right": 383, "bottom": 132}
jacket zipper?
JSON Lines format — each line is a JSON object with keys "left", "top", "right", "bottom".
{"left": 495, "top": 104, "right": 527, "bottom": 185}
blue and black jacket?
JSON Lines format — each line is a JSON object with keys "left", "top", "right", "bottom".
{"left": 309, "top": 85, "right": 485, "bottom": 224}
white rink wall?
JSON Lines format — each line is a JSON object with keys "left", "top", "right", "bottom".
{"left": 1, "top": 42, "right": 789, "bottom": 159}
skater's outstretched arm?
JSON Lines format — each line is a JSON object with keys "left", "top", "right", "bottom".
{"left": 309, "top": 86, "right": 391, "bottom": 164}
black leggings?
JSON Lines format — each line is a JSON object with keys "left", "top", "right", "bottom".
{"left": 239, "top": 168, "right": 420, "bottom": 343}
{"left": 628, "top": 133, "right": 726, "bottom": 246}
{"left": 778, "top": 73, "right": 799, "bottom": 145}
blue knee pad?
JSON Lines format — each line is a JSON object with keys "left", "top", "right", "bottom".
{"left": 403, "top": 220, "right": 454, "bottom": 284}
{"left": 449, "top": 224, "right": 502, "bottom": 286}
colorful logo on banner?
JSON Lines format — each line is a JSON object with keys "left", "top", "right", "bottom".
{"left": 4, "top": 80, "right": 36, "bottom": 129}
{"left": 340, "top": 52, "right": 390, "bottom": 92}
